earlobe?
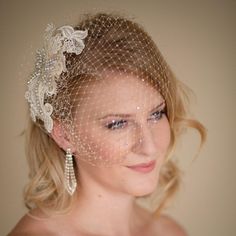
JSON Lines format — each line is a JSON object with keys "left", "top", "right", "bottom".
{"left": 50, "top": 121, "right": 75, "bottom": 153}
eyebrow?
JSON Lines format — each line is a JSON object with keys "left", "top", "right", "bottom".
{"left": 98, "top": 101, "right": 165, "bottom": 120}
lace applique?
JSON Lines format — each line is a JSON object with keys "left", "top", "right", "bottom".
{"left": 25, "top": 23, "right": 88, "bottom": 133}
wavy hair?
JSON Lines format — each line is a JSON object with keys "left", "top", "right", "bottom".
{"left": 23, "top": 11, "right": 207, "bottom": 217}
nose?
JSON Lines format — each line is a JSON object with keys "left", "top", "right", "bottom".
{"left": 132, "top": 123, "right": 158, "bottom": 156}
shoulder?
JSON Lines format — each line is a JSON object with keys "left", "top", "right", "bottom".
{"left": 135, "top": 205, "right": 188, "bottom": 236}
{"left": 153, "top": 214, "right": 188, "bottom": 236}
{"left": 8, "top": 209, "right": 55, "bottom": 236}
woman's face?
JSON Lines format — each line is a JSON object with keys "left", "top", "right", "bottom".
{"left": 72, "top": 72, "right": 171, "bottom": 196}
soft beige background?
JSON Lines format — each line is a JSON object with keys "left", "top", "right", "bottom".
{"left": 0, "top": 0, "right": 235, "bottom": 235}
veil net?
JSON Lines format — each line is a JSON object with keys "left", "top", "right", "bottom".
{"left": 26, "top": 12, "right": 172, "bottom": 167}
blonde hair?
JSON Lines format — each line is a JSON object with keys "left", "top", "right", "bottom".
{"left": 23, "top": 12, "right": 207, "bottom": 217}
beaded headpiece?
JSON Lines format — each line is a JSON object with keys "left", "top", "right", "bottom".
{"left": 25, "top": 23, "right": 88, "bottom": 133}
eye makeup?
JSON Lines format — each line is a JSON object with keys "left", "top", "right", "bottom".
{"left": 104, "top": 102, "right": 166, "bottom": 130}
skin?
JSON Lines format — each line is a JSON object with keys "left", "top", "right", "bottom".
{"left": 9, "top": 72, "right": 187, "bottom": 236}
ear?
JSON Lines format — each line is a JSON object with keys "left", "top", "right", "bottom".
{"left": 50, "top": 121, "right": 76, "bottom": 153}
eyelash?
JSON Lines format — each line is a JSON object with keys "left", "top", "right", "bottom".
{"left": 105, "top": 108, "right": 166, "bottom": 130}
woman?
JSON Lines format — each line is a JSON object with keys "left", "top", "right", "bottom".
{"left": 9, "top": 12, "right": 206, "bottom": 236}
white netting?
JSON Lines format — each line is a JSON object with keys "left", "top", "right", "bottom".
{"left": 26, "top": 12, "right": 172, "bottom": 167}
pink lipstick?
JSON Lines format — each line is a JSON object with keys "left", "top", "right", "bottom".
{"left": 126, "top": 160, "right": 156, "bottom": 173}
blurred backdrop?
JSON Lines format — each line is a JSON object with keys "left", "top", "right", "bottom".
{"left": 0, "top": 0, "right": 235, "bottom": 235}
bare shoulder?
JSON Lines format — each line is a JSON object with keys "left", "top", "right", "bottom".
{"left": 8, "top": 209, "right": 55, "bottom": 236}
{"left": 135, "top": 205, "right": 188, "bottom": 236}
{"left": 152, "top": 214, "right": 188, "bottom": 236}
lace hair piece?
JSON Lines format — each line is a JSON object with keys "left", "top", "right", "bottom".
{"left": 25, "top": 23, "right": 88, "bottom": 133}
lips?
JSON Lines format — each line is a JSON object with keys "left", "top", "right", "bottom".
{"left": 126, "top": 160, "right": 156, "bottom": 173}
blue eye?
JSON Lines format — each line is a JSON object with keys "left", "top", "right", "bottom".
{"left": 106, "top": 119, "right": 128, "bottom": 130}
{"left": 105, "top": 108, "right": 166, "bottom": 130}
{"left": 149, "top": 109, "right": 166, "bottom": 121}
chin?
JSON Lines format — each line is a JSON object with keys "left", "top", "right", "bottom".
{"left": 129, "top": 176, "right": 159, "bottom": 197}
{"left": 134, "top": 184, "right": 158, "bottom": 197}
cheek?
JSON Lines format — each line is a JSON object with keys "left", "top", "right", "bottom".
{"left": 74, "top": 124, "right": 128, "bottom": 164}
{"left": 154, "top": 117, "right": 171, "bottom": 151}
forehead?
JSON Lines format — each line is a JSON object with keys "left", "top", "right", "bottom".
{"left": 76, "top": 72, "right": 163, "bottom": 115}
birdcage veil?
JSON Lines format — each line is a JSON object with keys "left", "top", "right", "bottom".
{"left": 25, "top": 12, "right": 173, "bottom": 194}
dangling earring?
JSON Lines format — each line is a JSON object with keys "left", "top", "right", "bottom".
{"left": 65, "top": 148, "right": 77, "bottom": 195}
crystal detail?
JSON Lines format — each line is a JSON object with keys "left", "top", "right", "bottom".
{"left": 65, "top": 148, "right": 77, "bottom": 195}
{"left": 25, "top": 23, "right": 88, "bottom": 133}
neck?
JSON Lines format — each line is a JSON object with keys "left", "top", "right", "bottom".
{"left": 68, "top": 177, "right": 143, "bottom": 236}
